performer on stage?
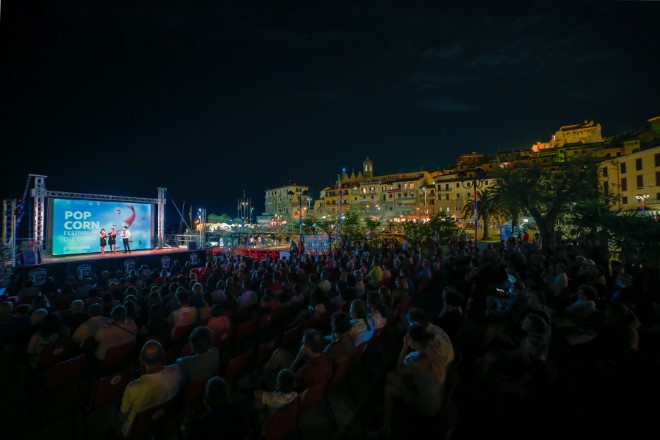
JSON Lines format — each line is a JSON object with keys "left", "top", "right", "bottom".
{"left": 99, "top": 228, "right": 107, "bottom": 255}
{"left": 121, "top": 226, "right": 131, "bottom": 253}
{"left": 108, "top": 228, "right": 117, "bottom": 253}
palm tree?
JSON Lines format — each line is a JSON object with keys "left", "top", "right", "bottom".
{"left": 461, "top": 188, "right": 500, "bottom": 240}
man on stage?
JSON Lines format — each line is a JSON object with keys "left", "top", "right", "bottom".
{"left": 121, "top": 226, "right": 132, "bottom": 253}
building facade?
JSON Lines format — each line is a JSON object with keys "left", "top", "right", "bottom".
{"left": 264, "top": 184, "right": 310, "bottom": 224}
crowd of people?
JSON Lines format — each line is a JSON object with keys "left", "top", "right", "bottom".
{"left": 1, "top": 234, "right": 659, "bottom": 438}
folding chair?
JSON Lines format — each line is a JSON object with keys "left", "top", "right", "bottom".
{"left": 123, "top": 397, "right": 180, "bottom": 440}
{"left": 35, "top": 354, "right": 90, "bottom": 426}
{"left": 264, "top": 397, "right": 300, "bottom": 440}
{"left": 297, "top": 381, "right": 331, "bottom": 436}
{"left": 223, "top": 349, "right": 255, "bottom": 388}
{"left": 97, "top": 341, "right": 136, "bottom": 374}
{"left": 74, "top": 368, "right": 135, "bottom": 439}
{"left": 233, "top": 319, "right": 257, "bottom": 354}
{"left": 324, "top": 356, "right": 352, "bottom": 428}
{"left": 254, "top": 336, "right": 281, "bottom": 369}
{"left": 35, "top": 340, "right": 78, "bottom": 371}
{"left": 280, "top": 325, "right": 303, "bottom": 351}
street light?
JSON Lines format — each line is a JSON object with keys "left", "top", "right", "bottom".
{"left": 458, "top": 168, "right": 486, "bottom": 247}
{"left": 636, "top": 193, "right": 650, "bottom": 212}
{"left": 288, "top": 189, "right": 308, "bottom": 256}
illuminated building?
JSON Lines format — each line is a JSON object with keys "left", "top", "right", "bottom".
{"left": 264, "top": 183, "right": 310, "bottom": 224}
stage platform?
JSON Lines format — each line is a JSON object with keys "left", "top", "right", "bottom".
{"left": 39, "top": 247, "right": 192, "bottom": 265}
{"left": 12, "top": 247, "right": 208, "bottom": 287}
{"left": 8, "top": 245, "right": 297, "bottom": 291}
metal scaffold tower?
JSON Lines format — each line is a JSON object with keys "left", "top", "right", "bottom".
{"left": 32, "top": 175, "right": 47, "bottom": 254}
{"left": 157, "top": 187, "right": 168, "bottom": 249}
{"left": 2, "top": 199, "right": 16, "bottom": 266}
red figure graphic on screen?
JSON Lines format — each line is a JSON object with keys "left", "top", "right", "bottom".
{"left": 122, "top": 204, "right": 136, "bottom": 229}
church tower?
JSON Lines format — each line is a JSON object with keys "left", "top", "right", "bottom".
{"left": 363, "top": 157, "right": 373, "bottom": 178}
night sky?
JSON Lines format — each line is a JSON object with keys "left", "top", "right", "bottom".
{"left": 2, "top": 0, "right": 659, "bottom": 228}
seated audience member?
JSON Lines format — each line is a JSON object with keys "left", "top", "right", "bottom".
{"left": 189, "top": 282, "right": 205, "bottom": 308}
{"left": 62, "top": 300, "right": 89, "bottom": 334}
{"left": 30, "top": 308, "right": 49, "bottom": 328}
{"left": 94, "top": 305, "right": 137, "bottom": 363}
{"left": 236, "top": 287, "right": 258, "bottom": 312}
{"left": 198, "top": 292, "right": 214, "bottom": 323}
{"left": 366, "top": 291, "right": 388, "bottom": 330}
{"left": 139, "top": 303, "right": 169, "bottom": 338}
{"left": 9, "top": 304, "right": 33, "bottom": 341}
{"left": 348, "top": 299, "right": 374, "bottom": 347}
{"left": 207, "top": 304, "right": 231, "bottom": 333}
{"left": 407, "top": 307, "right": 454, "bottom": 367}
{"left": 564, "top": 284, "right": 597, "bottom": 322}
{"left": 176, "top": 326, "right": 220, "bottom": 383}
{"left": 100, "top": 292, "right": 120, "bottom": 318}
{"left": 253, "top": 369, "right": 299, "bottom": 436}
{"left": 435, "top": 288, "right": 465, "bottom": 343}
{"left": 592, "top": 301, "right": 642, "bottom": 363}
{"left": 291, "top": 329, "right": 332, "bottom": 390}
{"left": 26, "top": 312, "right": 71, "bottom": 370}
{"left": 258, "top": 329, "right": 332, "bottom": 391}
{"left": 479, "top": 312, "right": 556, "bottom": 402}
{"left": 118, "top": 340, "right": 182, "bottom": 437}
{"left": 168, "top": 290, "right": 198, "bottom": 336}
{"left": 323, "top": 311, "right": 355, "bottom": 366}
{"left": 374, "top": 325, "right": 446, "bottom": 437}
{"left": 0, "top": 301, "right": 16, "bottom": 335}
{"left": 18, "top": 280, "right": 40, "bottom": 303}
{"left": 287, "top": 289, "right": 328, "bottom": 329}
{"left": 187, "top": 376, "right": 249, "bottom": 440}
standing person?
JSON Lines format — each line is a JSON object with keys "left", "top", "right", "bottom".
{"left": 121, "top": 226, "right": 131, "bottom": 253}
{"left": 108, "top": 227, "right": 118, "bottom": 253}
{"left": 99, "top": 228, "right": 107, "bottom": 255}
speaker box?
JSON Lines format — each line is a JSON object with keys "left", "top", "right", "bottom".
{"left": 22, "top": 250, "right": 37, "bottom": 265}
{"left": 187, "top": 241, "right": 197, "bottom": 251}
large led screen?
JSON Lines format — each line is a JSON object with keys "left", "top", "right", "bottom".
{"left": 50, "top": 198, "right": 153, "bottom": 256}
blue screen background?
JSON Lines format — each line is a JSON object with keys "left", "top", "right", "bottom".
{"left": 50, "top": 198, "right": 153, "bottom": 256}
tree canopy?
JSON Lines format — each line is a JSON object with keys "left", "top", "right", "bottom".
{"left": 491, "top": 157, "right": 600, "bottom": 249}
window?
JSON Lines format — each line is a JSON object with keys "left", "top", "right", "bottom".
{"left": 621, "top": 178, "right": 627, "bottom": 191}
{"left": 637, "top": 175, "right": 643, "bottom": 188}
{"left": 636, "top": 158, "right": 643, "bottom": 171}
{"left": 456, "top": 183, "right": 460, "bottom": 188}
{"left": 622, "top": 196, "right": 628, "bottom": 205}
{"left": 446, "top": 194, "right": 449, "bottom": 200}
{"left": 657, "top": 171, "right": 660, "bottom": 186}
{"left": 603, "top": 182, "right": 609, "bottom": 194}
{"left": 620, "top": 163, "right": 627, "bottom": 174}
{"left": 445, "top": 184, "right": 449, "bottom": 190}
{"left": 602, "top": 167, "right": 608, "bottom": 177}
{"left": 656, "top": 153, "right": 660, "bottom": 167}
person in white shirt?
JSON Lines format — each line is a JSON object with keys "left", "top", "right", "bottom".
{"left": 73, "top": 303, "right": 110, "bottom": 348}
{"left": 121, "top": 226, "right": 132, "bottom": 253}
{"left": 119, "top": 340, "right": 182, "bottom": 437}
{"left": 167, "top": 290, "right": 198, "bottom": 336}
{"left": 94, "top": 305, "right": 137, "bottom": 362}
